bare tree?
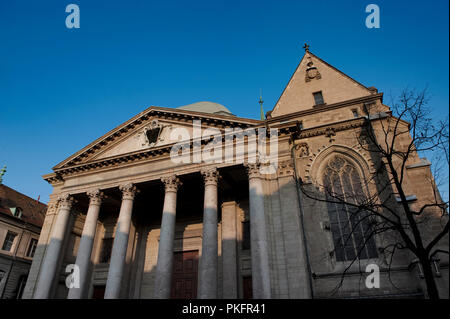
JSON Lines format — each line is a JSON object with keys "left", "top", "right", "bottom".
{"left": 299, "top": 88, "right": 449, "bottom": 299}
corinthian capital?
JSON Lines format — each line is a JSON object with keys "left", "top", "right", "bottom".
{"left": 161, "top": 175, "right": 182, "bottom": 193}
{"left": 246, "top": 162, "right": 261, "bottom": 179}
{"left": 87, "top": 189, "right": 106, "bottom": 206}
{"left": 58, "top": 193, "right": 76, "bottom": 210}
{"left": 201, "top": 168, "right": 220, "bottom": 186}
{"left": 119, "top": 183, "right": 139, "bottom": 200}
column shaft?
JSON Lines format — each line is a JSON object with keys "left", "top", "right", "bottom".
{"left": 34, "top": 194, "right": 75, "bottom": 299}
{"left": 68, "top": 190, "right": 104, "bottom": 299}
{"left": 154, "top": 176, "right": 181, "bottom": 298}
{"left": 221, "top": 202, "right": 238, "bottom": 298}
{"left": 198, "top": 169, "right": 219, "bottom": 299}
{"left": 104, "top": 184, "right": 138, "bottom": 299}
{"left": 248, "top": 164, "right": 271, "bottom": 298}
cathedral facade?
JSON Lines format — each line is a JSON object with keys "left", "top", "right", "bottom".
{"left": 23, "top": 49, "right": 448, "bottom": 299}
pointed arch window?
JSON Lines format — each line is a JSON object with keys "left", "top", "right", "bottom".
{"left": 323, "top": 156, "right": 378, "bottom": 262}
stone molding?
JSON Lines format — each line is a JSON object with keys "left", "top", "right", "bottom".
{"left": 119, "top": 183, "right": 139, "bottom": 200}
{"left": 161, "top": 175, "right": 182, "bottom": 193}
{"left": 45, "top": 201, "right": 59, "bottom": 216}
{"left": 277, "top": 160, "right": 295, "bottom": 178}
{"left": 87, "top": 189, "right": 106, "bottom": 206}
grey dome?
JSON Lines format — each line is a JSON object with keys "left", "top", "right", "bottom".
{"left": 177, "top": 101, "right": 234, "bottom": 116}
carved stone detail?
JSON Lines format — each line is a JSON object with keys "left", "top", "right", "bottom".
{"left": 201, "top": 168, "right": 220, "bottom": 186}
{"left": 358, "top": 132, "right": 371, "bottom": 146}
{"left": 87, "top": 189, "right": 106, "bottom": 206}
{"left": 161, "top": 175, "right": 182, "bottom": 193}
{"left": 305, "top": 56, "right": 322, "bottom": 82}
{"left": 119, "top": 183, "right": 139, "bottom": 200}
{"left": 58, "top": 193, "right": 76, "bottom": 210}
{"left": 295, "top": 142, "right": 310, "bottom": 158}
{"left": 246, "top": 163, "right": 261, "bottom": 179}
{"left": 277, "top": 160, "right": 295, "bottom": 177}
{"left": 45, "top": 201, "right": 59, "bottom": 216}
{"left": 138, "top": 119, "right": 171, "bottom": 148}
{"left": 325, "top": 127, "right": 336, "bottom": 142}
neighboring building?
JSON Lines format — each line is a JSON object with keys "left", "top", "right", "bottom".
{"left": 23, "top": 49, "right": 448, "bottom": 299}
{"left": 0, "top": 184, "right": 46, "bottom": 299}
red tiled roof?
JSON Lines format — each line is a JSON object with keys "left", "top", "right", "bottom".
{"left": 0, "top": 184, "right": 47, "bottom": 228}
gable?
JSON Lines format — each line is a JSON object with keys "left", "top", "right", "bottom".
{"left": 270, "top": 51, "right": 373, "bottom": 117}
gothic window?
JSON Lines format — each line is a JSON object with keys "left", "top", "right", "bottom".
{"left": 323, "top": 156, "right": 378, "bottom": 262}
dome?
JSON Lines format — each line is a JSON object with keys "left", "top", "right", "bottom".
{"left": 177, "top": 101, "right": 234, "bottom": 116}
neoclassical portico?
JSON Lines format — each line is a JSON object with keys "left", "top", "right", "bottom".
{"left": 30, "top": 162, "right": 273, "bottom": 299}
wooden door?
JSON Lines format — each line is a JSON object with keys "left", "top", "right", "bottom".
{"left": 92, "top": 285, "right": 105, "bottom": 299}
{"left": 171, "top": 250, "right": 199, "bottom": 299}
{"left": 243, "top": 276, "right": 253, "bottom": 299}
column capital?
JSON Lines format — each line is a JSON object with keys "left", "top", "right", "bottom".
{"left": 161, "top": 175, "right": 182, "bottom": 193}
{"left": 119, "top": 183, "right": 139, "bottom": 200}
{"left": 245, "top": 162, "right": 261, "bottom": 179}
{"left": 58, "top": 193, "right": 76, "bottom": 210}
{"left": 87, "top": 189, "right": 106, "bottom": 206}
{"left": 201, "top": 167, "right": 220, "bottom": 186}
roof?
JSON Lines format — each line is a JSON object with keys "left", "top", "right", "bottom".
{"left": 177, "top": 101, "right": 234, "bottom": 116}
{"left": 0, "top": 184, "right": 47, "bottom": 228}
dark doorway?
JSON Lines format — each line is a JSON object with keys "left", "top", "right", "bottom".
{"left": 92, "top": 285, "right": 106, "bottom": 299}
{"left": 171, "top": 250, "right": 199, "bottom": 299}
{"left": 243, "top": 276, "right": 253, "bottom": 299}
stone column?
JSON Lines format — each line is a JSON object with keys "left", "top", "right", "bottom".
{"left": 247, "top": 163, "right": 271, "bottom": 298}
{"left": 34, "top": 194, "right": 75, "bottom": 299}
{"left": 197, "top": 168, "right": 220, "bottom": 299}
{"left": 153, "top": 175, "right": 182, "bottom": 299}
{"left": 277, "top": 161, "right": 311, "bottom": 298}
{"left": 68, "top": 189, "right": 105, "bottom": 299}
{"left": 104, "top": 183, "right": 138, "bottom": 299}
{"left": 221, "top": 201, "right": 238, "bottom": 298}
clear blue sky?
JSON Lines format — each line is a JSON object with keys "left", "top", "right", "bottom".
{"left": 0, "top": 0, "right": 448, "bottom": 203}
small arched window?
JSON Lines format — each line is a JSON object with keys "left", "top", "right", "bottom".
{"left": 323, "top": 156, "right": 378, "bottom": 262}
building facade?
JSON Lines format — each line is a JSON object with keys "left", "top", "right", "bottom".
{"left": 0, "top": 184, "right": 46, "bottom": 299}
{"left": 23, "top": 49, "right": 448, "bottom": 299}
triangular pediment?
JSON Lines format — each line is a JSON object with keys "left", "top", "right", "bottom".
{"left": 91, "top": 119, "right": 194, "bottom": 161}
{"left": 53, "top": 106, "right": 261, "bottom": 170}
{"left": 270, "top": 51, "right": 373, "bottom": 117}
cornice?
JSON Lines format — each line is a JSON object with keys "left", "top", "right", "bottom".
{"left": 44, "top": 127, "right": 294, "bottom": 185}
